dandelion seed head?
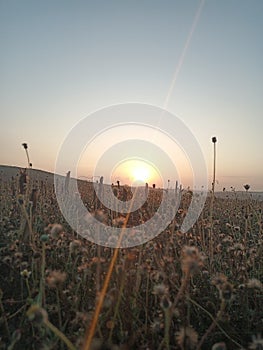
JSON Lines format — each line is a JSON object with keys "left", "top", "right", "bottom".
{"left": 27, "top": 305, "right": 48, "bottom": 325}
{"left": 46, "top": 270, "right": 67, "bottom": 288}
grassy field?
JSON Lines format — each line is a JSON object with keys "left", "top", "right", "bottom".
{"left": 0, "top": 167, "right": 262, "bottom": 350}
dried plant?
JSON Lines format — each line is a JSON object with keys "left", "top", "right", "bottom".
{"left": 0, "top": 166, "right": 262, "bottom": 349}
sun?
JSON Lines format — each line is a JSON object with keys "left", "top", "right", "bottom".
{"left": 129, "top": 159, "right": 157, "bottom": 184}
{"left": 111, "top": 159, "right": 162, "bottom": 186}
{"left": 132, "top": 164, "right": 150, "bottom": 182}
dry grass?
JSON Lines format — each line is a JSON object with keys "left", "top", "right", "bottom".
{"left": 0, "top": 169, "right": 262, "bottom": 350}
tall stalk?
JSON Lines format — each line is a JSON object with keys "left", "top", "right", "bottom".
{"left": 209, "top": 136, "right": 217, "bottom": 261}
{"left": 82, "top": 187, "right": 139, "bottom": 350}
{"left": 22, "top": 143, "right": 31, "bottom": 168}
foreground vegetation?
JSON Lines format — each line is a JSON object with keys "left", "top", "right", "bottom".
{"left": 0, "top": 170, "right": 262, "bottom": 349}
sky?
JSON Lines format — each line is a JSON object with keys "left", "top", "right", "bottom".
{"left": 1, "top": 0, "right": 263, "bottom": 190}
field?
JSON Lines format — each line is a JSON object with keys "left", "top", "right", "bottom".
{"left": 0, "top": 166, "right": 262, "bottom": 350}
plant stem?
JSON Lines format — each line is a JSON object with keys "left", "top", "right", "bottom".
{"left": 39, "top": 243, "right": 46, "bottom": 307}
{"left": 0, "top": 299, "right": 10, "bottom": 339}
{"left": 196, "top": 299, "right": 226, "bottom": 350}
{"left": 172, "top": 268, "right": 191, "bottom": 310}
{"left": 82, "top": 188, "right": 139, "bottom": 350}
{"left": 164, "top": 309, "right": 171, "bottom": 350}
{"left": 209, "top": 141, "right": 217, "bottom": 261}
{"left": 108, "top": 262, "right": 126, "bottom": 342}
{"left": 25, "top": 278, "right": 32, "bottom": 298}
{"left": 56, "top": 288, "right": 62, "bottom": 332}
{"left": 44, "top": 319, "right": 76, "bottom": 350}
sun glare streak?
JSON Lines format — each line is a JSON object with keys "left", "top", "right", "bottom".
{"left": 149, "top": 0, "right": 205, "bottom": 150}
{"left": 163, "top": 0, "right": 205, "bottom": 110}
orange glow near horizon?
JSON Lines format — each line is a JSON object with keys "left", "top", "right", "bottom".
{"left": 110, "top": 159, "right": 163, "bottom": 186}
{"left": 76, "top": 123, "right": 195, "bottom": 188}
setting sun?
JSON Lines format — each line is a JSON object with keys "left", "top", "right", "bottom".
{"left": 132, "top": 163, "right": 150, "bottom": 182}
{"left": 111, "top": 159, "right": 162, "bottom": 186}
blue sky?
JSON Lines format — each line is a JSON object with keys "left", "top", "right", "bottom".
{"left": 1, "top": 0, "right": 262, "bottom": 190}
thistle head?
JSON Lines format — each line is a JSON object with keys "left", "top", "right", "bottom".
{"left": 244, "top": 184, "right": 250, "bottom": 191}
{"left": 212, "top": 136, "right": 217, "bottom": 143}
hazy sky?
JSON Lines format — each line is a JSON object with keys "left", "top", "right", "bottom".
{"left": 1, "top": 0, "right": 262, "bottom": 190}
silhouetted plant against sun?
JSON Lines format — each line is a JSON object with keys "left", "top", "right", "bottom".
{"left": 209, "top": 136, "right": 217, "bottom": 262}
{"left": 244, "top": 184, "right": 250, "bottom": 192}
{"left": 22, "top": 142, "right": 31, "bottom": 168}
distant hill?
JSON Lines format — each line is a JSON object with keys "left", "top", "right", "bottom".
{"left": 1, "top": 165, "right": 263, "bottom": 201}
{"left": 0, "top": 165, "right": 55, "bottom": 184}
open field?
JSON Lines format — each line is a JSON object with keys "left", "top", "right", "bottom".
{"left": 0, "top": 166, "right": 262, "bottom": 350}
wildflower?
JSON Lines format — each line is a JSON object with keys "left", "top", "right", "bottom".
{"left": 27, "top": 304, "right": 48, "bottom": 325}
{"left": 69, "top": 240, "right": 81, "bottom": 254}
{"left": 94, "top": 210, "right": 107, "bottom": 223}
{"left": 3, "top": 256, "right": 12, "bottom": 264}
{"left": 20, "top": 269, "right": 31, "bottom": 279}
{"left": 50, "top": 224, "right": 63, "bottom": 238}
{"left": 212, "top": 274, "right": 233, "bottom": 301}
{"left": 14, "top": 252, "right": 23, "bottom": 260}
{"left": 181, "top": 246, "right": 205, "bottom": 275}
{"left": 46, "top": 270, "right": 66, "bottom": 288}
{"left": 176, "top": 326, "right": 198, "bottom": 350}
{"left": 216, "top": 243, "right": 222, "bottom": 253}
